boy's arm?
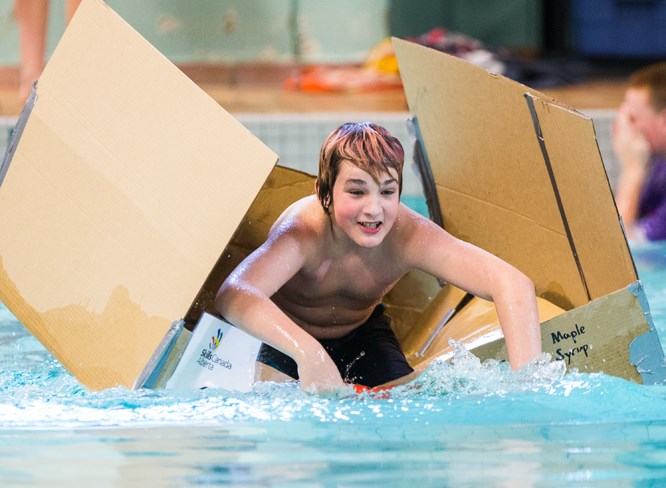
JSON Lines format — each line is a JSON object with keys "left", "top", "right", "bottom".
{"left": 215, "top": 227, "right": 345, "bottom": 392}
{"left": 405, "top": 216, "right": 542, "bottom": 370}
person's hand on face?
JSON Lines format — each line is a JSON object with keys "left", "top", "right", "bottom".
{"left": 613, "top": 103, "right": 651, "bottom": 175}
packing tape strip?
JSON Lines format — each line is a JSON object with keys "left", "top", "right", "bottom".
{"left": 133, "top": 319, "right": 185, "bottom": 389}
{"left": 0, "top": 83, "right": 37, "bottom": 188}
{"left": 628, "top": 281, "right": 666, "bottom": 384}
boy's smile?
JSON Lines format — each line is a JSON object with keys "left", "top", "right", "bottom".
{"left": 359, "top": 221, "right": 381, "bottom": 232}
{"left": 330, "top": 160, "right": 400, "bottom": 248}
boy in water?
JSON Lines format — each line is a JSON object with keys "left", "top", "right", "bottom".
{"left": 216, "top": 122, "right": 542, "bottom": 392}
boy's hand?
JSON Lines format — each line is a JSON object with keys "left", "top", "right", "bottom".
{"left": 297, "top": 347, "right": 346, "bottom": 394}
{"left": 613, "top": 104, "right": 652, "bottom": 235}
{"left": 613, "top": 105, "right": 651, "bottom": 175}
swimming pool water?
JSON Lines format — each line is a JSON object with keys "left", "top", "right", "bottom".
{"left": 1, "top": 240, "right": 666, "bottom": 486}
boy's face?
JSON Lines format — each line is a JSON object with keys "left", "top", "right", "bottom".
{"left": 330, "top": 160, "right": 400, "bottom": 248}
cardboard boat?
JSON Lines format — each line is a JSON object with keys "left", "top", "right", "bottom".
{"left": 0, "top": 0, "right": 664, "bottom": 391}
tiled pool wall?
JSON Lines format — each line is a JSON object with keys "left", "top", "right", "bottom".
{"left": 0, "top": 110, "right": 619, "bottom": 199}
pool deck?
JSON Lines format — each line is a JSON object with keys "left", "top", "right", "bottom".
{"left": 0, "top": 63, "right": 627, "bottom": 116}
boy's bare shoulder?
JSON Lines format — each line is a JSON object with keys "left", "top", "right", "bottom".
{"left": 395, "top": 203, "right": 436, "bottom": 235}
{"left": 394, "top": 203, "right": 454, "bottom": 258}
{"left": 269, "top": 195, "right": 326, "bottom": 244}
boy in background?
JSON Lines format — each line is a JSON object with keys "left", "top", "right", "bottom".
{"left": 614, "top": 62, "right": 666, "bottom": 241}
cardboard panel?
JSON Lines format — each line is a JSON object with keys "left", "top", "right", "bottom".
{"left": 437, "top": 185, "right": 588, "bottom": 309}
{"left": 0, "top": 0, "right": 277, "bottom": 389}
{"left": 393, "top": 38, "right": 636, "bottom": 309}
{"left": 528, "top": 96, "right": 636, "bottom": 299}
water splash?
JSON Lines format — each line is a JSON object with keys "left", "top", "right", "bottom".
{"left": 1, "top": 307, "right": 666, "bottom": 430}
{"left": 384, "top": 339, "right": 566, "bottom": 399}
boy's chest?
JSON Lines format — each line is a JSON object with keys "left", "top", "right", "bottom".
{"left": 291, "top": 252, "right": 404, "bottom": 302}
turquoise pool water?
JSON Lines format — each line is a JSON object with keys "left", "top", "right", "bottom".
{"left": 2, "top": 215, "right": 666, "bottom": 486}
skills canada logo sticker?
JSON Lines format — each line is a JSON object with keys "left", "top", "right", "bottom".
{"left": 209, "top": 328, "right": 223, "bottom": 351}
{"left": 197, "top": 327, "right": 233, "bottom": 371}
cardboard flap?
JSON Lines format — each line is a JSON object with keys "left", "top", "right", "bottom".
{"left": 393, "top": 38, "right": 637, "bottom": 310}
{"left": 525, "top": 95, "right": 636, "bottom": 300}
{"left": 0, "top": 0, "right": 277, "bottom": 389}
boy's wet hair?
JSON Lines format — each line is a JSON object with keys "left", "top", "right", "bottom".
{"left": 316, "top": 122, "right": 404, "bottom": 215}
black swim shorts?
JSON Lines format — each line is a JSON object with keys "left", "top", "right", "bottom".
{"left": 256, "top": 304, "right": 414, "bottom": 388}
